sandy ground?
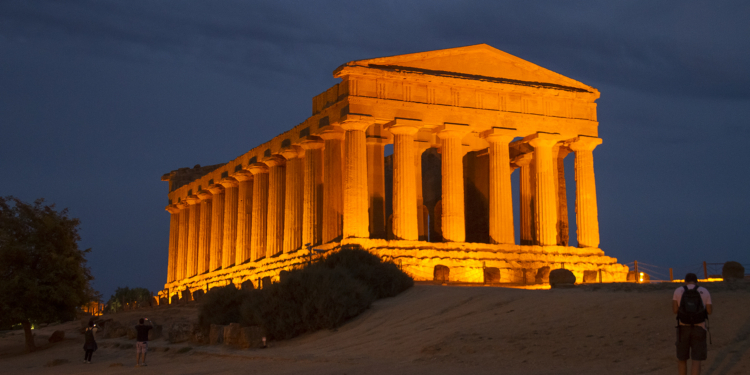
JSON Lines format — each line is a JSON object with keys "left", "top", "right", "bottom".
{"left": 1, "top": 282, "right": 749, "bottom": 375}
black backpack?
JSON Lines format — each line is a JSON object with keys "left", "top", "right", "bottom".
{"left": 677, "top": 285, "right": 707, "bottom": 325}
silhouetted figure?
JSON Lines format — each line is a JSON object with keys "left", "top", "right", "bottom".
{"left": 135, "top": 318, "right": 154, "bottom": 367}
{"left": 82, "top": 320, "right": 98, "bottom": 364}
{"left": 673, "top": 273, "right": 712, "bottom": 375}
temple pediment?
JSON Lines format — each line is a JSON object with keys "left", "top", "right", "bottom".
{"left": 336, "top": 44, "right": 594, "bottom": 93}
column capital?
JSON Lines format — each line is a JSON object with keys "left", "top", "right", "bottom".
{"left": 232, "top": 169, "right": 253, "bottom": 182}
{"left": 186, "top": 195, "right": 201, "bottom": 205}
{"left": 436, "top": 123, "right": 472, "bottom": 139}
{"left": 247, "top": 162, "right": 269, "bottom": 175}
{"left": 218, "top": 177, "right": 239, "bottom": 188}
{"left": 299, "top": 136, "right": 325, "bottom": 150}
{"left": 165, "top": 204, "right": 181, "bottom": 214}
{"left": 481, "top": 127, "right": 517, "bottom": 143}
{"left": 280, "top": 145, "right": 304, "bottom": 160}
{"left": 366, "top": 135, "right": 389, "bottom": 145}
{"left": 263, "top": 155, "right": 286, "bottom": 167}
{"left": 567, "top": 136, "right": 602, "bottom": 152}
{"left": 197, "top": 190, "right": 213, "bottom": 201}
{"left": 339, "top": 114, "right": 374, "bottom": 131}
{"left": 512, "top": 152, "right": 534, "bottom": 168}
{"left": 384, "top": 118, "right": 421, "bottom": 135}
{"left": 319, "top": 125, "right": 345, "bottom": 140}
{"left": 175, "top": 200, "right": 189, "bottom": 210}
{"left": 206, "top": 184, "right": 224, "bottom": 194}
{"left": 527, "top": 132, "right": 565, "bottom": 149}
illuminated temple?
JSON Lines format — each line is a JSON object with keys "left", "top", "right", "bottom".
{"left": 159, "top": 44, "right": 627, "bottom": 301}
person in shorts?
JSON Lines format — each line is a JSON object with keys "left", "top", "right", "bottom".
{"left": 673, "top": 273, "right": 712, "bottom": 375}
{"left": 135, "top": 318, "right": 154, "bottom": 367}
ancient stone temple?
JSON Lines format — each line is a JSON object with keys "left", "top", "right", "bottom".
{"left": 160, "top": 44, "right": 627, "bottom": 300}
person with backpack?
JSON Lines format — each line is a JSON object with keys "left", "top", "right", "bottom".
{"left": 82, "top": 320, "right": 98, "bottom": 364}
{"left": 673, "top": 273, "right": 712, "bottom": 375}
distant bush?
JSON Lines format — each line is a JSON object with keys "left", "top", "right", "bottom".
{"left": 104, "top": 287, "right": 152, "bottom": 313}
{"left": 723, "top": 261, "right": 745, "bottom": 280}
{"left": 199, "top": 246, "right": 413, "bottom": 340}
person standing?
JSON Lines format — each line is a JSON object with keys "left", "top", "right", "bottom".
{"left": 135, "top": 318, "right": 154, "bottom": 367}
{"left": 83, "top": 320, "right": 98, "bottom": 364}
{"left": 673, "top": 273, "right": 713, "bottom": 375}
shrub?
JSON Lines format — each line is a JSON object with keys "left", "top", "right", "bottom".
{"left": 722, "top": 261, "right": 745, "bottom": 281}
{"left": 198, "top": 284, "right": 250, "bottom": 327}
{"left": 200, "top": 246, "right": 413, "bottom": 341}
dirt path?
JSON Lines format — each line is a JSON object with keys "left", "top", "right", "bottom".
{"left": 2, "top": 283, "right": 748, "bottom": 374}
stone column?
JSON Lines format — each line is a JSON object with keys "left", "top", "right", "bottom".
{"left": 482, "top": 128, "right": 516, "bottom": 245}
{"left": 553, "top": 145, "right": 571, "bottom": 246}
{"left": 415, "top": 140, "right": 430, "bottom": 241}
{"left": 366, "top": 136, "right": 387, "bottom": 239}
{"left": 568, "top": 136, "right": 603, "bottom": 248}
{"left": 265, "top": 156, "right": 286, "bottom": 257}
{"left": 176, "top": 202, "right": 189, "bottom": 280}
{"left": 342, "top": 120, "right": 370, "bottom": 239}
{"left": 234, "top": 171, "right": 254, "bottom": 265}
{"left": 300, "top": 137, "right": 324, "bottom": 247}
{"left": 516, "top": 153, "right": 535, "bottom": 245}
{"left": 207, "top": 185, "right": 225, "bottom": 271}
{"left": 320, "top": 126, "right": 345, "bottom": 243}
{"left": 196, "top": 190, "right": 213, "bottom": 275}
{"left": 528, "top": 133, "right": 562, "bottom": 246}
{"left": 282, "top": 146, "right": 304, "bottom": 253}
{"left": 186, "top": 196, "right": 201, "bottom": 278}
{"left": 386, "top": 120, "right": 420, "bottom": 241}
{"left": 249, "top": 163, "right": 269, "bottom": 260}
{"left": 219, "top": 178, "right": 239, "bottom": 268}
{"left": 436, "top": 124, "right": 470, "bottom": 242}
{"left": 165, "top": 205, "right": 180, "bottom": 283}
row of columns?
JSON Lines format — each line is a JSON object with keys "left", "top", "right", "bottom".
{"left": 166, "top": 121, "right": 602, "bottom": 284}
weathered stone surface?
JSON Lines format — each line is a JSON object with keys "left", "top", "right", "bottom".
{"left": 434, "top": 265, "right": 449, "bottom": 283}
{"left": 168, "top": 321, "right": 192, "bottom": 343}
{"left": 549, "top": 269, "right": 576, "bottom": 287}
{"left": 484, "top": 267, "right": 500, "bottom": 283}
{"left": 239, "top": 326, "right": 267, "bottom": 349}
{"left": 149, "top": 324, "right": 163, "bottom": 341}
{"left": 535, "top": 266, "right": 551, "bottom": 284}
{"left": 210, "top": 324, "right": 225, "bottom": 345}
{"left": 159, "top": 296, "right": 169, "bottom": 306}
{"left": 583, "top": 270, "right": 598, "bottom": 283}
{"left": 190, "top": 324, "right": 207, "bottom": 345}
{"left": 224, "top": 323, "right": 241, "bottom": 346}
{"left": 48, "top": 330, "right": 65, "bottom": 343}
{"left": 723, "top": 261, "right": 745, "bottom": 280}
{"left": 126, "top": 327, "right": 137, "bottom": 340}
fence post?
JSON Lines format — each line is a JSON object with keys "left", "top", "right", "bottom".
{"left": 669, "top": 268, "right": 674, "bottom": 282}
{"left": 703, "top": 261, "right": 708, "bottom": 280}
{"left": 634, "top": 260, "right": 639, "bottom": 283}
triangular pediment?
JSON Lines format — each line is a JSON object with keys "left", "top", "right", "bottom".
{"left": 340, "top": 44, "right": 594, "bottom": 92}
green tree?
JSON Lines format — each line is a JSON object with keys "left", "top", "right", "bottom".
{"left": 105, "top": 286, "right": 152, "bottom": 313}
{"left": 0, "top": 196, "right": 97, "bottom": 352}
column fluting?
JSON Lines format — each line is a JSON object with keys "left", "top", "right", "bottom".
{"left": 483, "top": 129, "right": 516, "bottom": 244}
{"left": 186, "top": 196, "right": 200, "bottom": 278}
{"left": 320, "top": 127, "right": 345, "bottom": 243}
{"left": 219, "top": 178, "right": 239, "bottom": 269}
{"left": 366, "top": 138, "right": 387, "bottom": 239}
{"left": 390, "top": 124, "right": 419, "bottom": 241}
{"left": 234, "top": 171, "right": 253, "bottom": 265}
{"left": 437, "top": 126, "right": 469, "bottom": 242}
{"left": 300, "top": 138, "right": 324, "bottom": 247}
{"left": 165, "top": 205, "right": 180, "bottom": 283}
{"left": 265, "top": 156, "right": 286, "bottom": 257}
{"left": 176, "top": 202, "right": 189, "bottom": 280}
{"left": 342, "top": 122, "right": 370, "bottom": 239}
{"left": 207, "top": 185, "right": 225, "bottom": 271}
{"left": 196, "top": 190, "right": 213, "bottom": 275}
{"left": 282, "top": 146, "right": 304, "bottom": 253}
{"left": 249, "top": 163, "right": 269, "bottom": 260}
{"left": 569, "top": 137, "right": 602, "bottom": 248}
{"left": 553, "top": 145, "right": 571, "bottom": 246}
{"left": 529, "top": 134, "right": 561, "bottom": 246}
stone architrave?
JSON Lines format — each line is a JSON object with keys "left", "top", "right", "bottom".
{"left": 385, "top": 119, "right": 420, "bottom": 241}
{"left": 552, "top": 144, "right": 571, "bottom": 246}
{"left": 281, "top": 146, "right": 304, "bottom": 253}
{"left": 481, "top": 127, "right": 516, "bottom": 245}
{"left": 436, "top": 124, "right": 471, "bottom": 242}
{"left": 175, "top": 201, "right": 190, "bottom": 281}
{"left": 265, "top": 156, "right": 286, "bottom": 257}
{"left": 248, "top": 163, "right": 269, "bottom": 260}
{"left": 300, "top": 137, "right": 324, "bottom": 247}
{"left": 366, "top": 135, "right": 387, "bottom": 239}
{"left": 568, "top": 136, "right": 603, "bottom": 248}
{"left": 341, "top": 118, "right": 371, "bottom": 239}
{"left": 206, "top": 184, "right": 225, "bottom": 271}
{"left": 196, "top": 190, "right": 213, "bottom": 275}
{"left": 165, "top": 205, "right": 180, "bottom": 283}
{"left": 234, "top": 170, "right": 254, "bottom": 265}
{"left": 516, "top": 153, "right": 535, "bottom": 245}
{"left": 528, "top": 133, "right": 564, "bottom": 247}
{"left": 219, "top": 178, "right": 239, "bottom": 269}
{"left": 320, "top": 126, "right": 345, "bottom": 243}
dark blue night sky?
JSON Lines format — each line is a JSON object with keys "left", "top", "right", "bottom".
{"left": 1, "top": 1, "right": 748, "bottom": 299}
